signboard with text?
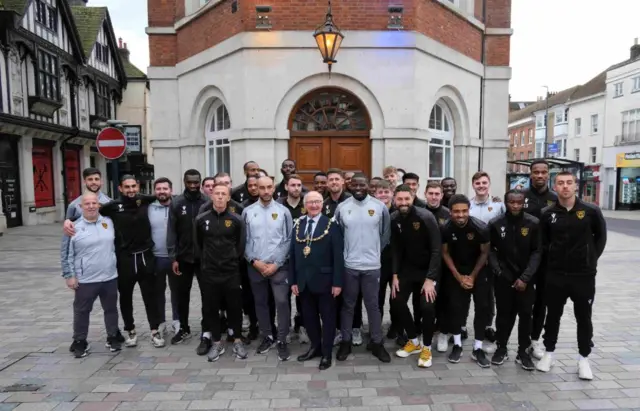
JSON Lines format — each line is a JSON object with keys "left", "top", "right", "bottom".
{"left": 124, "top": 125, "right": 142, "bottom": 153}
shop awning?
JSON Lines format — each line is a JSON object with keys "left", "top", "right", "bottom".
{"left": 506, "top": 157, "right": 584, "bottom": 169}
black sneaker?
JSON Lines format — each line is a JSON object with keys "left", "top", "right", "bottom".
{"left": 171, "top": 328, "right": 191, "bottom": 345}
{"left": 196, "top": 336, "right": 212, "bottom": 356}
{"left": 256, "top": 336, "right": 275, "bottom": 354}
{"left": 115, "top": 330, "right": 125, "bottom": 343}
{"left": 485, "top": 328, "right": 496, "bottom": 343}
{"left": 370, "top": 342, "right": 391, "bottom": 363}
{"left": 472, "top": 348, "right": 490, "bottom": 368}
{"left": 277, "top": 341, "right": 290, "bottom": 361}
{"left": 516, "top": 353, "right": 535, "bottom": 371}
{"left": 71, "top": 340, "right": 90, "bottom": 358}
{"left": 105, "top": 335, "right": 122, "bottom": 352}
{"left": 336, "top": 341, "right": 352, "bottom": 361}
{"left": 448, "top": 345, "right": 463, "bottom": 363}
{"left": 491, "top": 346, "right": 508, "bottom": 365}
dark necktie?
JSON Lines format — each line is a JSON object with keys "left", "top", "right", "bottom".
{"left": 306, "top": 219, "right": 314, "bottom": 237}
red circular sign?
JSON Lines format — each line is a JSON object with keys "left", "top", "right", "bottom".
{"left": 96, "top": 127, "right": 127, "bottom": 160}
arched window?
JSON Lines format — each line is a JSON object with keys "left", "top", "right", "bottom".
{"left": 205, "top": 100, "right": 231, "bottom": 177}
{"left": 291, "top": 90, "right": 368, "bottom": 131}
{"left": 428, "top": 102, "right": 454, "bottom": 179}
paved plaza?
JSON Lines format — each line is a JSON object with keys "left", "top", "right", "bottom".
{"left": 0, "top": 222, "right": 639, "bottom": 411}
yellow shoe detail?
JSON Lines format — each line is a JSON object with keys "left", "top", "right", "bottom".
{"left": 395, "top": 340, "right": 422, "bottom": 358}
{"left": 418, "top": 346, "right": 433, "bottom": 368}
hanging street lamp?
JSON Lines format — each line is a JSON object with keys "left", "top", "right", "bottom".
{"left": 313, "top": 1, "right": 344, "bottom": 73}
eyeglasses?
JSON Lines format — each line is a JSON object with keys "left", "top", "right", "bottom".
{"left": 305, "top": 200, "right": 323, "bottom": 205}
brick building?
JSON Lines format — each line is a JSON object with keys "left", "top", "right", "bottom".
{"left": 507, "top": 119, "right": 535, "bottom": 173}
{"left": 146, "top": 0, "right": 513, "bottom": 195}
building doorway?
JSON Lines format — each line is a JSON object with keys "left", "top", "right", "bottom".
{"left": 288, "top": 88, "right": 371, "bottom": 186}
{"left": 0, "top": 137, "right": 22, "bottom": 227}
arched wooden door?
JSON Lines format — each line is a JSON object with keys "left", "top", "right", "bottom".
{"left": 288, "top": 88, "right": 371, "bottom": 186}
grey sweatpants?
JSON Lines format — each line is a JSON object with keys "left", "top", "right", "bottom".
{"left": 248, "top": 264, "right": 291, "bottom": 342}
{"left": 73, "top": 278, "right": 119, "bottom": 341}
{"left": 340, "top": 268, "right": 383, "bottom": 344}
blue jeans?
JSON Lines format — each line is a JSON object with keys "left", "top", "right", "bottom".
{"left": 156, "top": 256, "right": 179, "bottom": 324}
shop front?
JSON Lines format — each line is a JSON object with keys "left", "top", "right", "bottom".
{"left": 615, "top": 152, "right": 640, "bottom": 210}
{"left": 582, "top": 165, "right": 601, "bottom": 206}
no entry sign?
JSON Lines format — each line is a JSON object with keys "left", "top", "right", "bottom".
{"left": 96, "top": 127, "right": 126, "bottom": 160}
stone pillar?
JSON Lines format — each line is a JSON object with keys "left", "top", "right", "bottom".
{"left": 18, "top": 136, "right": 35, "bottom": 225}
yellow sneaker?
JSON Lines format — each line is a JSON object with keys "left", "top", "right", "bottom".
{"left": 395, "top": 339, "right": 422, "bottom": 358}
{"left": 418, "top": 346, "right": 433, "bottom": 368}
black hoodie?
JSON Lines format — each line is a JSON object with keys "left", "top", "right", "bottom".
{"left": 100, "top": 195, "right": 156, "bottom": 254}
{"left": 523, "top": 186, "right": 557, "bottom": 219}
{"left": 167, "top": 189, "right": 207, "bottom": 263}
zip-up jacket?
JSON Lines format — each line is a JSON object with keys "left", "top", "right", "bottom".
{"left": 242, "top": 200, "right": 293, "bottom": 267}
{"left": 198, "top": 198, "right": 244, "bottom": 216}
{"left": 390, "top": 206, "right": 442, "bottom": 281}
{"left": 470, "top": 196, "right": 506, "bottom": 224}
{"left": 66, "top": 192, "right": 111, "bottom": 220}
{"left": 274, "top": 180, "right": 309, "bottom": 201}
{"left": 441, "top": 216, "right": 490, "bottom": 276}
{"left": 231, "top": 182, "right": 251, "bottom": 203}
{"left": 148, "top": 201, "right": 171, "bottom": 257}
{"left": 167, "top": 190, "right": 207, "bottom": 263}
{"left": 100, "top": 195, "right": 156, "bottom": 254}
{"left": 242, "top": 197, "right": 258, "bottom": 208}
{"left": 413, "top": 197, "right": 427, "bottom": 208}
{"left": 61, "top": 215, "right": 117, "bottom": 283}
{"left": 335, "top": 195, "right": 391, "bottom": 270}
{"left": 488, "top": 212, "right": 541, "bottom": 283}
{"left": 323, "top": 191, "right": 352, "bottom": 219}
{"left": 194, "top": 207, "right": 245, "bottom": 283}
{"left": 426, "top": 205, "right": 451, "bottom": 226}
{"left": 277, "top": 196, "right": 306, "bottom": 222}
{"left": 540, "top": 198, "right": 607, "bottom": 277}
{"left": 523, "top": 186, "right": 557, "bottom": 219}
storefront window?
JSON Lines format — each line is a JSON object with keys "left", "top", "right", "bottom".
{"left": 32, "top": 142, "right": 55, "bottom": 208}
{"left": 619, "top": 169, "right": 640, "bottom": 205}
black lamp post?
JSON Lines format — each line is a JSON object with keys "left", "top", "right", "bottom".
{"left": 313, "top": 1, "right": 344, "bottom": 73}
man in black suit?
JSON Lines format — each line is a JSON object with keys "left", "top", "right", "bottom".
{"left": 290, "top": 191, "right": 344, "bottom": 370}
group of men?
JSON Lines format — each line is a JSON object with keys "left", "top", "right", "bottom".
{"left": 60, "top": 158, "right": 607, "bottom": 378}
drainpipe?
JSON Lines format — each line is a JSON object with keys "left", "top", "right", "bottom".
{"left": 60, "top": 127, "right": 80, "bottom": 210}
{"left": 477, "top": 0, "right": 487, "bottom": 171}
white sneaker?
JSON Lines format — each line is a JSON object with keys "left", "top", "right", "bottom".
{"left": 172, "top": 320, "right": 180, "bottom": 334}
{"left": 437, "top": 333, "right": 449, "bottom": 353}
{"left": 536, "top": 352, "right": 555, "bottom": 372}
{"left": 483, "top": 342, "right": 496, "bottom": 355}
{"left": 151, "top": 331, "right": 165, "bottom": 348}
{"left": 299, "top": 327, "right": 310, "bottom": 344}
{"left": 242, "top": 315, "right": 250, "bottom": 331}
{"left": 125, "top": 331, "right": 138, "bottom": 347}
{"left": 578, "top": 357, "right": 594, "bottom": 380}
{"left": 352, "top": 328, "right": 363, "bottom": 346}
{"left": 529, "top": 340, "right": 545, "bottom": 360}
{"left": 333, "top": 331, "right": 342, "bottom": 346}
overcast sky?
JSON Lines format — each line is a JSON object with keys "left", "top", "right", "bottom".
{"left": 94, "top": 0, "right": 640, "bottom": 102}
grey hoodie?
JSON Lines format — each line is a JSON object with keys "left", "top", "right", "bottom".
{"left": 148, "top": 200, "right": 171, "bottom": 257}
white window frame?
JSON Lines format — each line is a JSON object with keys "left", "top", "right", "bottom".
{"left": 621, "top": 109, "right": 640, "bottom": 143}
{"left": 520, "top": 131, "right": 525, "bottom": 146}
{"left": 528, "top": 129, "right": 533, "bottom": 144}
{"left": 614, "top": 82, "right": 624, "bottom": 98}
{"left": 574, "top": 149, "right": 580, "bottom": 162}
{"left": 633, "top": 77, "right": 640, "bottom": 93}
{"left": 575, "top": 118, "right": 582, "bottom": 136}
{"left": 205, "top": 100, "right": 232, "bottom": 177}
{"left": 591, "top": 114, "right": 599, "bottom": 134}
{"left": 427, "top": 102, "right": 454, "bottom": 180}
{"left": 535, "top": 142, "right": 543, "bottom": 158}
{"left": 590, "top": 147, "right": 596, "bottom": 164}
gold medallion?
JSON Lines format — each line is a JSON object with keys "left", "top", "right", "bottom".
{"left": 303, "top": 245, "right": 311, "bottom": 257}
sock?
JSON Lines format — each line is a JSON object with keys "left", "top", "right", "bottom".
{"left": 579, "top": 355, "right": 588, "bottom": 361}
{"left": 228, "top": 329, "right": 234, "bottom": 336}
{"left": 268, "top": 335, "right": 273, "bottom": 341}
{"left": 425, "top": 345, "right": 431, "bottom": 350}
{"left": 453, "top": 334, "right": 462, "bottom": 346}
{"left": 411, "top": 338, "right": 419, "bottom": 346}
{"left": 203, "top": 332, "right": 211, "bottom": 339}
{"left": 461, "top": 327, "right": 467, "bottom": 331}
{"left": 474, "top": 339, "right": 483, "bottom": 350}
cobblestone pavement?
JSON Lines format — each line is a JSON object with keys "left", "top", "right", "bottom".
{"left": 0, "top": 223, "right": 639, "bottom": 411}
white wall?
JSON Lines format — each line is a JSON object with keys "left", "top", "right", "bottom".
{"left": 566, "top": 95, "right": 605, "bottom": 165}
{"left": 604, "top": 59, "right": 640, "bottom": 149}
{"left": 118, "top": 80, "right": 149, "bottom": 153}
{"left": 149, "top": 31, "right": 509, "bottom": 194}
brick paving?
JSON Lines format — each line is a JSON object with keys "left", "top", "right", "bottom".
{"left": 0, "top": 223, "right": 639, "bottom": 411}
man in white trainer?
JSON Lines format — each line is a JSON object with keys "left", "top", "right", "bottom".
{"left": 536, "top": 172, "right": 607, "bottom": 380}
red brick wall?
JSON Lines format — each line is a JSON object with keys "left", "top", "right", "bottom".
{"left": 149, "top": 35, "right": 178, "bottom": 66}
{"left": 507, "top": 122, "right": 535, "bottom": 172}
{"left": 485, "top": 36, "right": 510, "bottom": 66}
{"left": 148, "top": 0, "right": 512, "bottom": 67}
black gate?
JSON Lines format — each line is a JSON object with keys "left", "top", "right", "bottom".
{"left": 0, "top": 137, "right": 22, "bottom": 227}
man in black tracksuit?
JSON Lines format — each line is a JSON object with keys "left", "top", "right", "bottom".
{"left": 521, "top": 160, "right": 558, "bottom": 359}
{"left": 390, "top": 185, "right": 441, "bottom": 368}
{"left": 488, "top": 190, "right": 541, "bottom": 370}
{"left": 194, "top": 183, "right": 248, "bottom": 362}
{"left": 64, "top": 175, "right": 162, "bottom": 348}
{"left": 167, "top": 170, "right": 208, "bottom": 349}
{"left": 232, "top": 161, "right": 260, "bottom": 203}
{"left": 536, "top": 172, "right": 607, "bottom": 380}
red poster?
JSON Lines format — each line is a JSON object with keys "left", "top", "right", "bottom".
{"left": 32, "top": 144, "right": 55, "bottom": 208}
{"left": 64, "top": 149, "right": 81, "bottom": 201}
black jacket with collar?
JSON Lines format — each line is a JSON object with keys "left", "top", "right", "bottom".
{"left": 540, "top": 198, "right": 607, "bottom": 277}
{"left": 167, "top": 190, "right": 208, "bottom": 263}
{"left": 426, "top": 204, "right": 451, "bottom": 226}
{"left": 523, "top": 186, "right": 557, "bottom": 219}
{"left": 322, "top": 191, "right": 352, "bottom": 219}
{"left": 488, "top": 212, "right": 541, "bottom": 283}
{"left": 100, "top": 195, "right": 156, "bottom": 254}
{"left": 274, "top": 179, "right": 309, "bottom": 201}
{"left": 198, "top": 198, "right": 244, "bottom": 216}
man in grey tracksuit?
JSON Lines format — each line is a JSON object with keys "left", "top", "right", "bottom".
{"left": 61, "top": 192, "right": 120, "bottom": 358}
{"left": 243, "top": 176, "right": 294, "bottom": 361}
{"left": 334, "top": 173, "right": 391, "bottom": 363}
